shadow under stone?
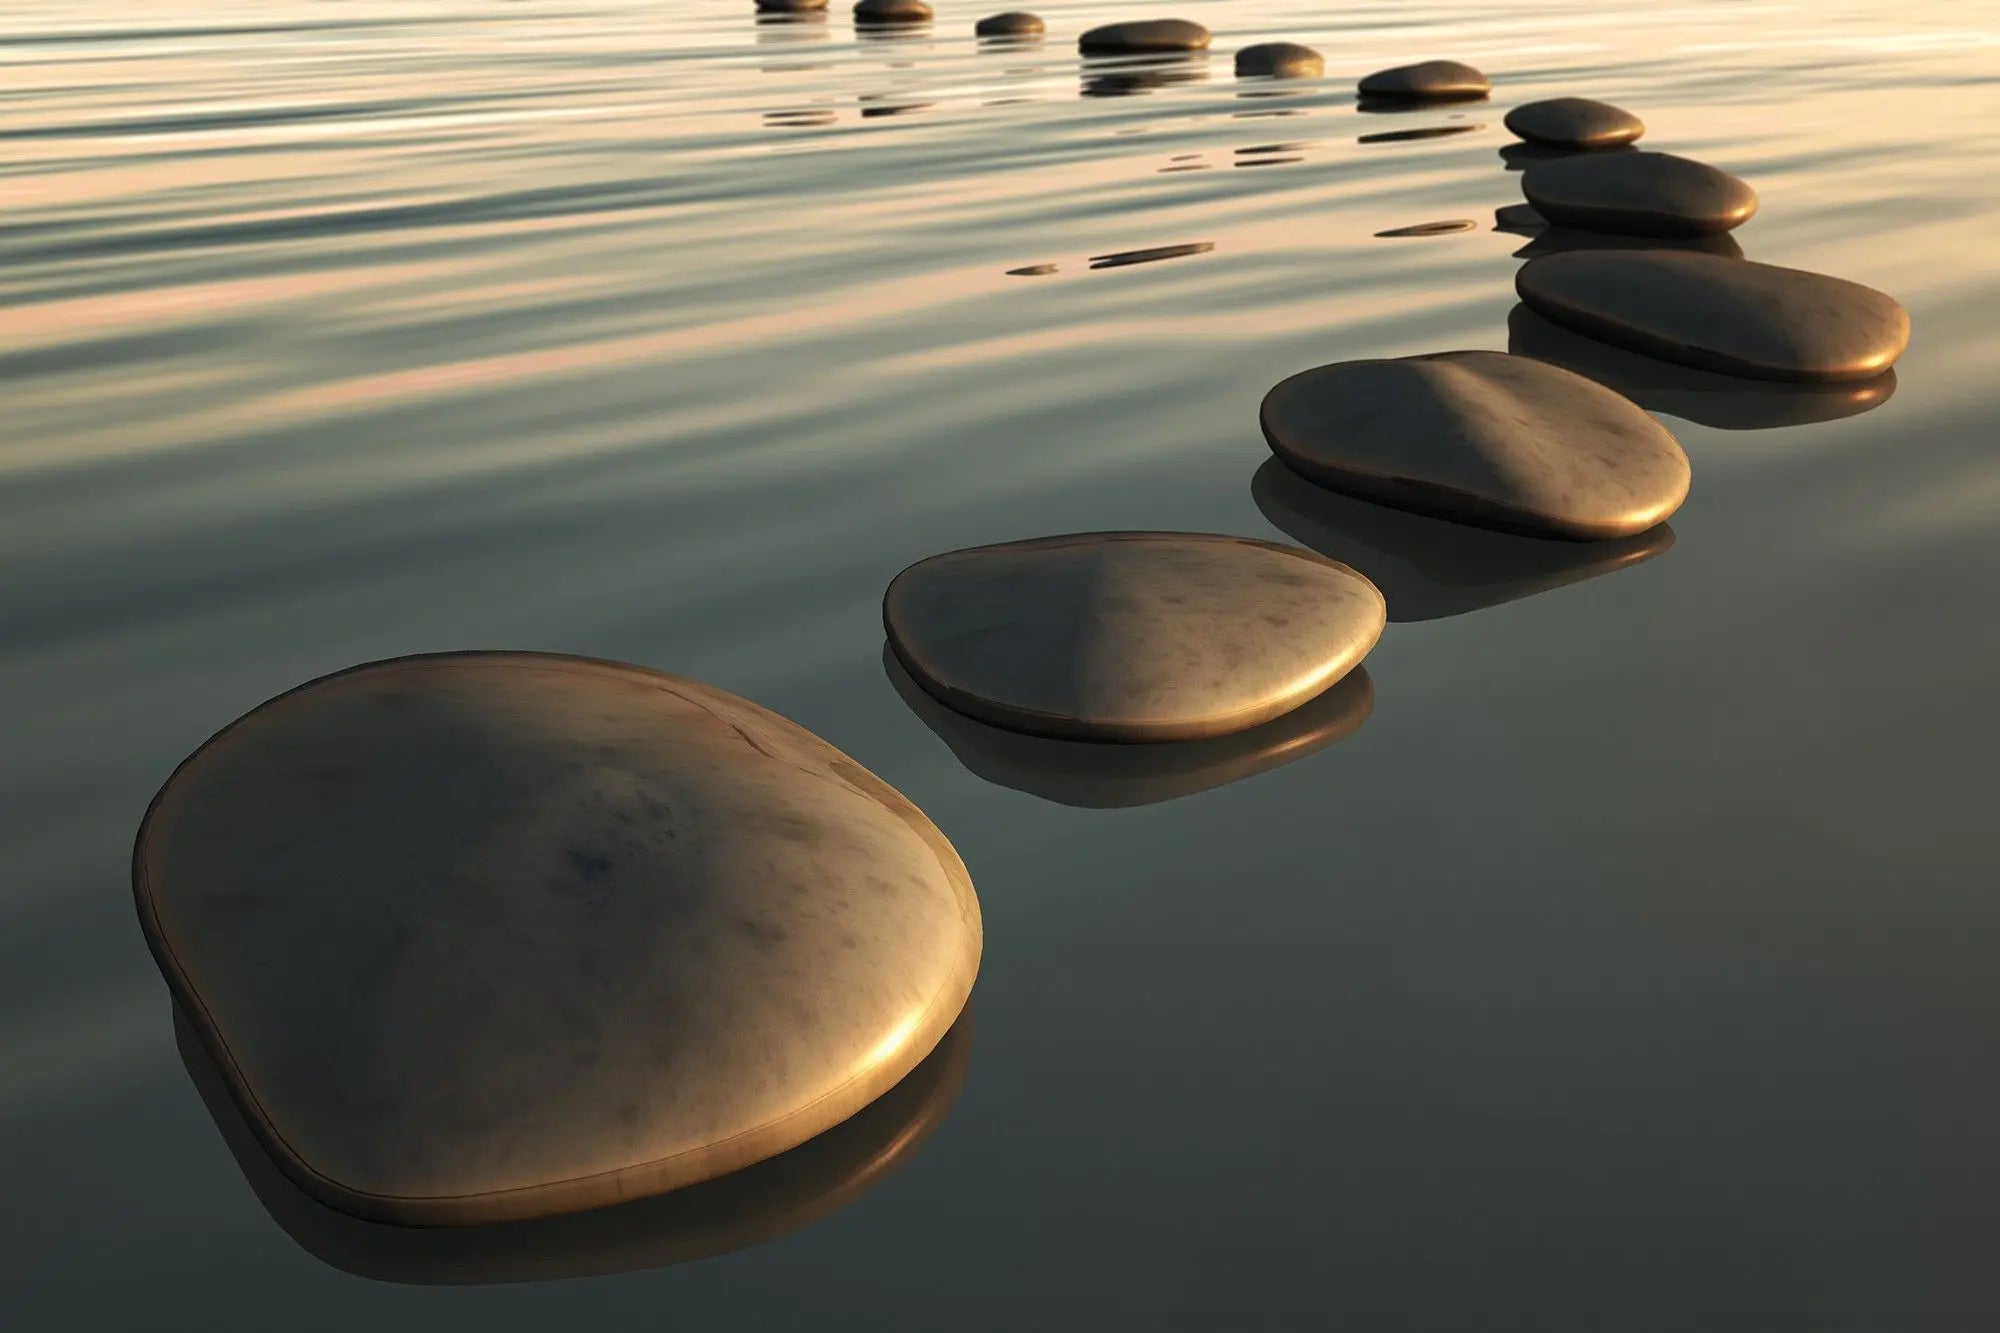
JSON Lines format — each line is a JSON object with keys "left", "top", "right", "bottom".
{"left": 1251, "top": 458, "right": 1674, "bottom": 622}
{"left": 175, "top": 1002, "right": 972, "bottom": 1285}
{"left": 1080, "top": 54, "right": 1209, "bottom": 98}
{"left": 885, "top": 643, "right": 1373, "bottom": 808}
{"left": 1507, "top": 305, "right": 1898, "bottom": 431}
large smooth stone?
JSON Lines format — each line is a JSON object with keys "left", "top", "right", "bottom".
{"left": 1236, "top": 42, "right": 1323, "bottom": 78}
{"left": 887, "top": 643, "right": 1373, "bottom": 808}
{"left": 1260, "top": 350, "right": 1691, "bottom": 540}
{"left": 1504, "top": 96, "right": 1644, "bottom": 149}
{"left": 854, "top": 0, "right": 931, "bottom": 22}
{"left": 134, "top": 652, "right": 982, "bottom": 1225}
{"left": 178, "top": 1002, "right": 972, "bottom": 1284}
{"left": 1523, "top": 150, "right": 1757, "bottom": 237}
{"left": 1517, "top": 250, "right": 1911, "bottom": 383}
{"left": 883, "top": 532, "right": 1384, "bottom": 743}
{"left": 1078, "top": 19, "right": 1211, "bottom": 54}
{"left": 1252, "top": 459, "right": 1675, "bottom": 621}
{"left": 975, "top": 11, "right": 1043, "bottom": 37}
{"left": 1357, "top": 60, "right": 1489, "bottom": 101}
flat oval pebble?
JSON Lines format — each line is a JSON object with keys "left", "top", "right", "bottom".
{"left": 854, "top": 0, "right": 931, "bottom": 21}
{"left": 757, "top": 0, "right": 828, "bottom": 10}
{"left": 975, "top": 11, "right": 1043, "bottom": 36}
{"left": 1236, "top": 42, "right": 1323, "bottom": 78}
{"left": 1078, "top": 18, "right": 1211, "bottom": 54}
{"left": 884, "top": 532, "right": 1384, "bottom": 742}
{"left": 135, "top": 652, "right": 982, "bottom": 1225}
{"left": 1504, "top": 96, "right": 1644, "bottom": 149}
{"left": 1523, "top": 150, "right": 1757, "bottom": 237}
{"left": 1358, "top": 59, "right": 1490, "bottom": 101}
{"left": 1260, "top": 350, "right": 1691, "bottom": 540}
{"left": 1517, "top": 250, "right": 1911, "bottom": 382}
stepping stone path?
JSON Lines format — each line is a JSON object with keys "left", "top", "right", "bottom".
{"left": 1236, "top": 42, "right": 1323, "bottom": 78}
{"left": 1523, "top": 150, "right": 1757, "bottom": 237}
{"left": 1078, "top": 19, "right": 1211, "bottom": 54}
{"left": 1517, "top": 250, "right": 1912, "bottom": 382}
{"left": 884, "top": 532, "right": 1384, "bottom": 742}
{"left": 135, "top": 652, "right": 981, "bottom": 1225}
{"left": 1504, "top": 97, "right": 1644, "bottom": 149}
{"left": 975, "top": 11, "right": 1043, "bottom": 36}
{"left": 854, "top": 0, "right": 931, "bottom": 22}
{"left": 1260, "top": 350, "right": 1691, "bottom": 540}
{"left": 1358, "top": 60, "right": 1490, "bottom": 101}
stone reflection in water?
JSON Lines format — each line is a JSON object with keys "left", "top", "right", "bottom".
{"left": 1375, "top": 219, "right": 1479, "bottom": 238}
{"left": 176, "top": 1003, "right": 973, "bottom": 1285}
{"left": 1235, "top": 142, "right": 1313, "bottom": 168}
{"left": 1500, "top": 140, "right": 1638, "bottom": 171}
{"left": 1088, "top": 241, "right": 1214, "bottom": 270}
{"left": 859, "top": 93, "right": 935, "bottom": 119}
{"left": 764, "top": 108, "right": 839, "bottom": 129}
{"left": 1512, "top": 226, "right": 1745, "bottom": 261}
{"left": 1507, "top": 305, "right": 1898, "bottom": 431}
{"left": 1080, "top": 55, "right": 1210, "bottom": 98}
{"left": 1252, "top": 459, "right": 1674, "bottom": 622}
{"left": 886, "top": 645, "right": 1373, "bottom": 808}
{"left": 1358, "top": 123, "right": 1483, "bottom": 145}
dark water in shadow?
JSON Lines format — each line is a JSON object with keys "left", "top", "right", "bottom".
{"left": 4, "top": 1, "right": 1999, "bottom": 1327}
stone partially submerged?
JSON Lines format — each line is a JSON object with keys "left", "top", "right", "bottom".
{"left": 1523, "top": 150, "right": 1758, "bottom": 237}
{"left": 884, "top": 532, "right": 1384, "bottom": 742}
{"left": 135, "top": 652, "right": 982, "bottom": 1225}
{"left": 1517, "top": 250, "right": 1911, "bottom": 382}
{"left": 975, "top": 11, "right": 1043, "bottom": 37}
{"left": 1236, "top": 42, "right": 1323, "bottom": 79}
{"left": 854, "top": 0, "right": 931, "bottom": 23}
{"left": 1504, "top": 97, "right": 1644, "bottom": 149}
{"left": 1260, "top": 350, "right": 1691, "bottom": 540}
{"left": 1078, "top": 18, "right": 1211, "bottom": 54}
{"left": 1358, "top": 60, "right": 1490, "bottom": 102}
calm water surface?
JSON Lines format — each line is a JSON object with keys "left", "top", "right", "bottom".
{"left": 5, "top": 1, "right": 1999, "bottom": 1326}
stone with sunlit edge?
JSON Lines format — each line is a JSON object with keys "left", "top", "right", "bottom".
{"left": 1358, "top": 59, "right": 1490, "bottom": 101}
{"left": 1260, "top": 351, "right": 1691, "bottom": 540}
{"left": 1504, "top": 97, "right": 1645, "bottom": 149}
{"left": 976, "top": 11, "right": 1044, "bottom": 36}
{"left": 885, "top": 532, "right": 1384, "bottom": 742}
{"left": 1078, "top": 18, "right": 1212, "bottom": 54}
{"left": 133, "top": 652, "right": 981, "bottom": 1225}
{"left": 1517, "top": 250, "right": 1912, "bottom": 383}
{"left": 854, "top": 0, "right": 932, "bottom": 23}
{"left": 1523, "top": 150, "right": 1757, "bottom": 237}
{"left": 1236, "top": 42, "right": 1324, "bottom": 78}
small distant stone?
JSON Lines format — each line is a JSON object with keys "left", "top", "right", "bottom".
{"left": 134, "top": 653, "right": 982, "bottom": 1224}
{"left": 1517, "top": 250, "right": 1911, "bottom": 383}
{"left": 1078, "top": 18, "right": 1211, "bottom": 54}
{"left": 1504, "top": 96, "right": 1644, "bottom": 149}
{"left": 1006, "top": 263, "right": 1058, "bottom": 276}
{"left": 854, "top": 0, "right": 931, "bottom": 22}
{"left": 976, "top": 11, "right": 1043, "bottom": 36}
{"left": 1375, "top": 219, "right": 1477, "bottom": 237}
{"left": 1236, "top": 42, "right": 1323, "bottom": 78}
{"left": 1261, "top": 350, "right": 1691, "bottom": 539}
{"left": 1357, "top": 60, "right": 1490, "bottom": 102}
{"left": 884, "top": 532, "right": 1384, "bottom": 742}
{"left": 757, "top": 0, "right": 829, "bottom": 11}
{"left": 1523, "top": 150, "right": 1757, "bottom": 237}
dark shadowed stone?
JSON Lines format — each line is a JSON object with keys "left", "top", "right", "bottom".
{"left": 1260, "top": 350, "right": 1691, "bottom": 540}
{"left": 976, "top": 11, "right": 1043, "bottom": 37}
{"left": 1504, "top": 97, "right": 1644, "bottom": 149}
{"left": 135, "top": 652, "right": 982, "bottom": 1225}
{"left": 1494, "top": 202, "right": 1547, "bottom": 233}
{"left": 886, "top": 643, "right": 1373, "bottom": 808}
{"left": 1507, "top": 304, "right": 1898, "bottom": 430}
{"left": 884, "top": 532, "right": 1384, "bottom": 743}
{"left": 1078, "top": 18, "right": 1211, "bottom": 54}
{"left": 1523, "top": 150, "right": 1757, "bottom": 237}
{"left": 758, "top": 0, "right": 829, "bottom": 10}
{"left": 854, "top": 0, "right": 931, "bottom": 23}
{"left": 1517, "top": 250, "right": 1912, "bottom": 382}
{"left": 1357, "top": 59, "right": 1489, "bottom": 101}
{"left": 1513, "top": 224, "right": 1744, "bottom": 262}
{"left": 1236, "top": 41, "right": 1323, "bottom": 78}
{"left": 1252, "top": 459, "right": 1674, "bottom": 621}
{"left": 179, "top": 1002, "right": 973, "bottom": 1283}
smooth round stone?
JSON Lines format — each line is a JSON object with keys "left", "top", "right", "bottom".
{"left": 1517, "top": 250, "right": 1911, "bottom": 383}
{"left": 1357, "top": 59, "right": 1489, "bottom": 101}
{"left": 135, "top": 652, "right": 982, "bottom": 1225}
{"left": 1236, "top": 41, "right": 1323, "bottom": 78}
{"left": 975, "top": 11, "right": 1043, "bottom": 36}
{"left": 757, "top": 0, "right": 828, "bottom": 11}
{"left": 1504, "top": 96, "right": 1644, "bottom": 149}
{"left": 1523, "top": 150, "right": 1757, "bottom": 237}
{"left": 1261, "top": 350, "right": 1691, "bottom": 540}
{"left": 854, "top": 0, "right": 930, "bottom": 22}
{"left": 177, "top": 1001, "right": 973, "bottom": 1283}
{"left": 884, "top": 532, "right": 1384, "bottom": 743}
{"left": 1078, "top": 19, "right": 1211, "bottom": 55}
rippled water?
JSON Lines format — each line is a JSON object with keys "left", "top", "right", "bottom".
{"left": 5, "top": 1, "right": 1999, "bottom": 1326}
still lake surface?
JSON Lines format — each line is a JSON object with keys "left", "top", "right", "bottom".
{"left": 4, "top": 0, "right": 1998, "bottom": 1325}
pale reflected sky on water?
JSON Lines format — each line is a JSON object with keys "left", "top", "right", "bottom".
{"left": 3, "top": 1, "right": 1999, "bottom": 1327}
